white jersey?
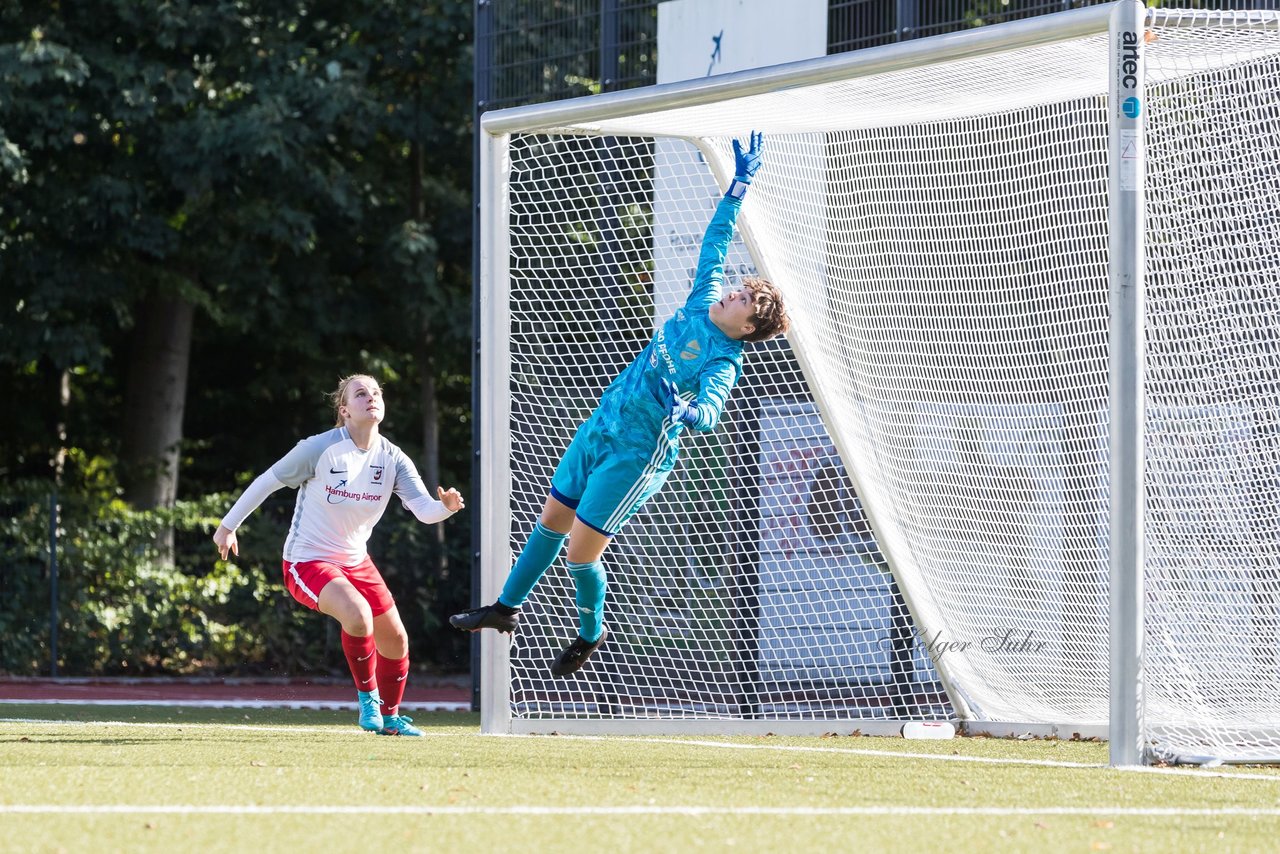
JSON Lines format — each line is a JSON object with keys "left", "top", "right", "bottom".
{"left": 220, "top": 426, "right": 454, "bottom": 566}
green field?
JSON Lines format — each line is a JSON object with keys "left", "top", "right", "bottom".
{"left": 3, "top": 706, "right": 1279, "bottom": 853}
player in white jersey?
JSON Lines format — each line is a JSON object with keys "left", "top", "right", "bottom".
{"left": 213, "top": 374, "right": 464, "bottom": 736}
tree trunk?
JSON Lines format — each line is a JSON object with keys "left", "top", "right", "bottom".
{"left": 419, "top": 307, "right": 446, "bottom": 577}
{"left": 54, "top": 367, "right": 69, "bottom": 485}
{"left": 120, "top": 291, "right": 195, "bottom": 559}
{"left": 420, "top": 329, "right": 440, "bottom": 489}
{"left": 411, "top": 138, "right": 447, "bottom": 575}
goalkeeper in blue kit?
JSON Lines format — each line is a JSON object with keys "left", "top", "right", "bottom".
{"left": 452, "top": 131, "right": 790, "bottom": 676}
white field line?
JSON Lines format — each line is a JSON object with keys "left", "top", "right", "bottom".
{"left": 0, "top": 718, "right": 346, "bottom": 735}
{"left": 0, "top": 699, "right": 468, "bottom": 711}
{"left": 1, "top": 804, "right": 1279, "bottom": 817}
{"left": 5, "top": 718, "right": 1280, "bottom": 783}
{"left": 519, "top": 734, "right": 1280, "bottom": 783}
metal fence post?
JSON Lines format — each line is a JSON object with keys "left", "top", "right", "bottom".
{"left": 48, "top": 491, "right": 59, "bottom": 678}
{"left": 601, "top": 0, "right": 620, "bottom": 91}
{"left": 896, "top": 0, "right": 917, "bottom": 41}
{"left": 471, "top": 0, "right": 494, "bottom": 713}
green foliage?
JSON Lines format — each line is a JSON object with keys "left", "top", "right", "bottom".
{"left": 0, "top": 479, "right": 470, "bottom": 676}
{"left": 0, "top": 0, "right": 475, "bottom": 674}
{"left": 0, "top": 482, "right": 299, "bottom": 675}
{"left": 1, "top": 0, "right": 474, "bottom": 473}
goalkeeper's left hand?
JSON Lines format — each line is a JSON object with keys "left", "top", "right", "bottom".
{"left": 660, "top": 377, "right": 699, "bottom": 427}
{"left": 727, "top": 130, "right": 763, "bottom": 199}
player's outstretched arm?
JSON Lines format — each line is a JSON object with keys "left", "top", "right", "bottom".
{"left": 213, "top": 469, "right": 288, "bottom": 560}
{"left": 391, "top": 446, "right": 466, "bottom": 523}
{"left": 686, "top": 131, "right": 764, "bottom": 312}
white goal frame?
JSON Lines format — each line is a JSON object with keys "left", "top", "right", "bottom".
{"left": 476, "top": 1, "right": 1280, "bottom": 765}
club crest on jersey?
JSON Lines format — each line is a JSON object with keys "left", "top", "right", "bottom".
{"left": 371, "top": 465, "right": 384, "bottom": 483}
{"left": 680, "top": 340, "right": 702, "bottom": 361}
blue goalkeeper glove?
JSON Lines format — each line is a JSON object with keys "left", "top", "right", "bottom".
{"left": 660, "top": 378, "right": 699, "bottom": 427}
{"left": 727, "top": 131, "right": 763, "bottom": 199}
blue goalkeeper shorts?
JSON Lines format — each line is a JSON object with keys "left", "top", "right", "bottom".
{"left": 550, "top": 417, "right": 673, "bottom": 536}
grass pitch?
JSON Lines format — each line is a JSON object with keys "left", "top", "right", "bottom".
{"left": 3, "top": 705, "right": 1279, "bottom": 852}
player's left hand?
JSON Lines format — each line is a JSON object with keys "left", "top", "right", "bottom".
{"left": 437, "top": 486, "right": 465, "bottom": 512}
{"left": 660, "top": 377, "right": 698, "bottom": 427}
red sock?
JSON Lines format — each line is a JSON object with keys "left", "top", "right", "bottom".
{"left": 377, "top": 653, "right": 410, "bottom": 717}
{"left": 341, "top": 631, "right": 378, "bottom": 693}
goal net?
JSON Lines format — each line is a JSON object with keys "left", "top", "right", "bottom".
{"left": 478, "top": 5, "right": 1280, "bottom": 764}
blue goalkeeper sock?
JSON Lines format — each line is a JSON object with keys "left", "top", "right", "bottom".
{"left": 498, "top": 522, "right": 568, "bottom": 608}
{"left": 567, "top": 560, "right": 606, "bottom": 643}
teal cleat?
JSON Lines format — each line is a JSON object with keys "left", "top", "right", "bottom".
{"left": 379, "top": 714, "right": 424, "bottom": 737}
{"left": 357, "top": 690, "right": 385, "bottom": 732}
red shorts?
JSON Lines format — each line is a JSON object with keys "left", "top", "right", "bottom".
{"left": 282, "top": 556, "right": 395, "bottom": 617}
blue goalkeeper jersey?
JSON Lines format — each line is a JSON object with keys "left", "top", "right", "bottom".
{"left": 590, "top": 193, "right": 747, "bottom": 469}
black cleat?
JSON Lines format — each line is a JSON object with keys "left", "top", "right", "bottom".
{"left": 449, "top": 604, "right": 520, "bottom": 633}
{"left": 550, "top": 625, "right": 608, "bottom": 677}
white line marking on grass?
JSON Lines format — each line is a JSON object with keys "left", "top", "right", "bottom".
{"left": 529, "top": 735, "right": 1280, "bottom": 783}
{"left": 2, "top": 805, "right": 1280, "bottom": 817}
{"left": 0, "top": 718, "right": 352, "bottom": 735}
{"left": 5, "top": 719, "right": 1278, "bottom": 783}
{"left": 0, "top": 699, "right": 468, "bottom": 711}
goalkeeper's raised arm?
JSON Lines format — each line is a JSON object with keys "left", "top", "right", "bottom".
{"left": 448, "top": 131, "right": 790, "bottom": 682}
{"left": 686, "top": 130, "right": 763, "bottom": 313}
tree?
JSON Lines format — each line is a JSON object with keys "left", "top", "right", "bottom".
{"left": 1, "top": 1, "right": 476, "bottom": 670}
{"left": 1, "top": 0, "right": 472, "bottom": 507}
{"left": 357, "top": 1, "right": 475, "bottom": 580}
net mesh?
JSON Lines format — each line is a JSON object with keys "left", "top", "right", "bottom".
{"left": 504, "top": 134, "right": 947, "bottom": 721}
{"left": 1142, "top": 22, "right": 1280, "bottom": 762}
{"left": 493, "top": 13, "right": 1280, "bottom": 762}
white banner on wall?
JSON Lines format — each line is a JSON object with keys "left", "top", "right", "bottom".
{"left": 657, "top": 0, "right": 828, "bottom": 84}
{"left": 652, "top": 0, "right": 827, "bottom": 322}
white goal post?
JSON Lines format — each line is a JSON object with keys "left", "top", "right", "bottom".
{"left": 477, "top": 1, "right": 1280, "bottom": 766}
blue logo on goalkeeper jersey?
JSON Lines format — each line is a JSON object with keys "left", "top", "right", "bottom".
{"left": 680, "top": 340, "right": 702, "bottom": 361}
{"left": 1122, "top": 96, "right": 1140, "bottom": 118}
